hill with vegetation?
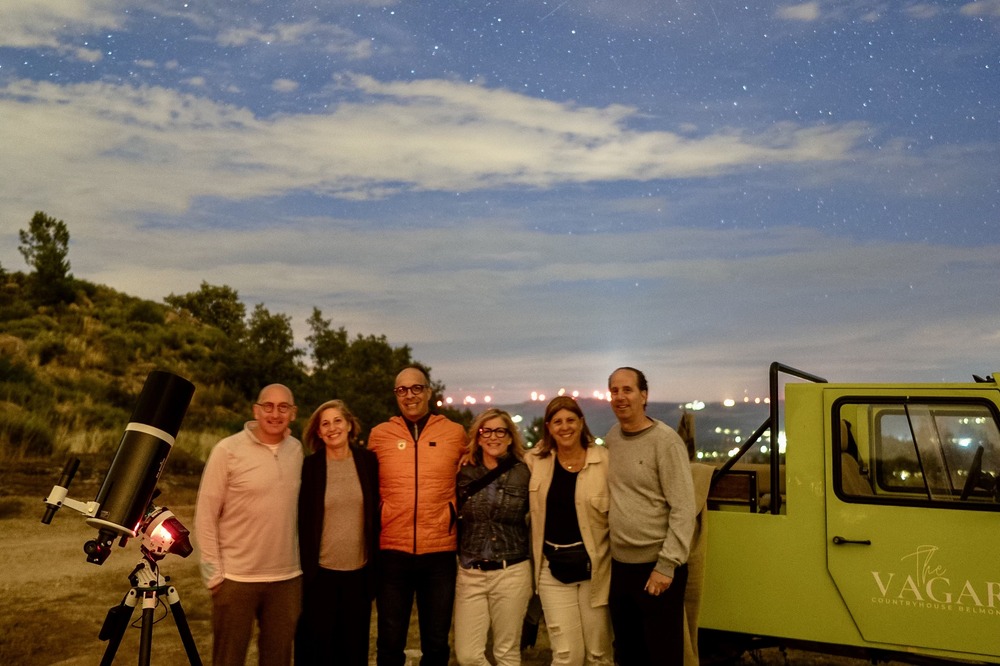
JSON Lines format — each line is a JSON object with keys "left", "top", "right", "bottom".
{"left": 0, "top": 212, "right": 468, "bottom": 464}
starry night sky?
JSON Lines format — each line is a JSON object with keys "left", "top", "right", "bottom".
{"left": 2, "top": 1, "right": 998, "bottom": 403}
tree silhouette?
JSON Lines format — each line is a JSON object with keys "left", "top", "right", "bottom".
{"left": 18, "top": 211, "right": 74, "bottom": 305}
{"left": 165, "top": 281, "right": 246, "bottom": 338}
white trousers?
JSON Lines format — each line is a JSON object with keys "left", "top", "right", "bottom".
{"left": 454, "top": 559, "right": 534, "bottom": 666}
{"left": 537, "top": 559, "right": 613, "bottom": 666}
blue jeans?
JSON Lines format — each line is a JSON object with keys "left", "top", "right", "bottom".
{"left": 376, "top": 550, "right": 457, "bottom": 666}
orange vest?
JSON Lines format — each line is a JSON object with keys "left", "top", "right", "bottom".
{"left": 368, "top": 414, "right": 466, "bottom": 554}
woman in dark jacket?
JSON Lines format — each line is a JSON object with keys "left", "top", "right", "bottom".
{"left": 454, "top": 408, "right": 532, "bottom": 666}
{"left": 297, "top": 399, "right": 379, "bottom": 665}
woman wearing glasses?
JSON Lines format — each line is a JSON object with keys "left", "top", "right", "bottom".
{"left": 526, "top": 396, "right": 613, "bottom": 666}
{"left": 454, "top": 408, "right": 532, "bottom": 666}
{"left": 296, "top": 400, "right": 380, "bottom": 665}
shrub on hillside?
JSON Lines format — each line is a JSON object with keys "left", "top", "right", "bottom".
{"left": 0, "top": 409, "right": 54, "bottom": 457}
{"left": 0, "top": 299, "right": 33, "bottom": 322}
{"left": 0, "top": 354, "right": 35, "bottom": 384}
{"left": 128, "top": 301, "right": 165, "bottom": 326}
{"left": 31, "top": 333, "right": 68, "bottom": 366}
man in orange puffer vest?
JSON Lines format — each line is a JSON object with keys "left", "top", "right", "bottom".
{"left": 369, "top": 364, "right": 466, "bottom": 666}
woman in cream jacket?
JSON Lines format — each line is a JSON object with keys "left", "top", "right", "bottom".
{"left": 525, "top": 396, "right": 613, "bottom": 666}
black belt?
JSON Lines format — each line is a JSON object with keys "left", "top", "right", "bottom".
{"left": 468, "top": 556, "right": 528, "bottom": 571}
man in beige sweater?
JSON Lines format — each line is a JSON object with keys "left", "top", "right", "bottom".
{"left": 606, "top": 367, "right": 696, "bottom": 665}
{"left": 195, "top": 384, "right": 304, "bottom": 666}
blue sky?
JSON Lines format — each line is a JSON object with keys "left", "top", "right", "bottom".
{"left": 1, "top": 0, "right": 998, "bottom": 402}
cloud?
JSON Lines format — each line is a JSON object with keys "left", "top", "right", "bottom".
{"left": 0, "top": 75, "right": 871, "bottom": 235}
{"left": 272, "top": 79, "right": 300, "bottom": 92}
{"left": 216, "top": 19, "right": 373, "bottom": 59}
{"left": 0, "top": 0, "right": 123, "bottom": 52}
{"left": 775, "top": 2, "right": 821, "bottom": 21}
{"left": 60, "top": 211, "right": 1000, "bottom": 401}
{"left": 960, "top": 0, "right": 1000, "bottom": 17}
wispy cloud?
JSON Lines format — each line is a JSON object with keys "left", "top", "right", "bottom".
{"left": 216, "top": 20, "right": 373, "bottom": 59}
{"left": 961, "top": 0, "right": 1000, "bottom": 17}
{"left": 776, "top": 2, "right": 822, "bottom": 21}
{"left": 0, "top": 0, "right": 122, "bottom": 54}
{"left": 0, "top": 76, "right": 872, "bottom": 234}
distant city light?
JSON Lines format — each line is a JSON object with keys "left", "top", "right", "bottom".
{"left": 558, "top": 388, "right": 566, "bottom": 396}
{"left": 464, "top": 395, "right": 476, "bottom": 405}
{"left": 723, "top": 399, "right": 735, "bottom": 407}
{"left": 531, "top": 391, "right": 538, "bottom": 401}
{"left": 483, "top": 395, "right": 492, "bottom": 403}
{"left": 511, "top": 414, "right": 523, "bottom": 423}
{"left": 684, "top": 401, "right": 705, "bottom": 411}
{"left": 445, "top": 397, "right": 454, "bottom": 405}
{"left": 572, "top": 390, "right": 579, "bottom": 398}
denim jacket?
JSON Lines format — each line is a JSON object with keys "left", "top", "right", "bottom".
{"left": 456, "top": 458, "right": 530, "bottom": 565}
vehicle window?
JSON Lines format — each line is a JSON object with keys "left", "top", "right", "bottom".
{"left": 835, "top": 401, "right": 1000, "bottom": 507}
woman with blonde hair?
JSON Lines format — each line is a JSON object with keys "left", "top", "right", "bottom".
{"left": 454, "top": 408, "right": 533, "bottom": 666}
{"left": 526, "top": 396, "right": 612, "bottom": 665}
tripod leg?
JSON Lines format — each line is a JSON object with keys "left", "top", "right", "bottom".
{"left": 100, "top": 589, "right": 138, "bottom": 666}
{"left": 164, "top": 584, "right": 203, "bottom": 666}
{"left": 136, "top": 588, "right": 158, "bottom": 666}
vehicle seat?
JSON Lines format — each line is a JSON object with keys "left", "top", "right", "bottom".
{"left": 840, "top": 420, "right": 873, "bottom": 496}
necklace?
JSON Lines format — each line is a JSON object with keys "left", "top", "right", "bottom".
{"left": 558, "top": 451, "right": 585, "bottom": 471}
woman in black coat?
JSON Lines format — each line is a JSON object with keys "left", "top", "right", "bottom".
{"left": 297, "top": 399, "right": 380, "bottom": 665}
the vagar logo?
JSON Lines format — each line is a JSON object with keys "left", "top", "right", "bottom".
{"left": 870, "top": 545, "right": 1000, "bottom": 614}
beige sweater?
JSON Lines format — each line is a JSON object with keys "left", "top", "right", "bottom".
{"left": 195, "top": 422, "right": 303, "bottom": 589}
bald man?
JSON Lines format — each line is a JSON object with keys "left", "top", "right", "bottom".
{"left": 195, "top": 383, "right": 304, "bottom": 666}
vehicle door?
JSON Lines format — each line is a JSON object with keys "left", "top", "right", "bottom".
{"left": 824, "top": 389, "right": 1000, "bottom": 660}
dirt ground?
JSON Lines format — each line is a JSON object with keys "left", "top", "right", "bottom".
{"left": 0, "top": 458, "right": 883, "bottom": 665}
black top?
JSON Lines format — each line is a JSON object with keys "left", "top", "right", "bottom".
{"left": 543, "top": 460, "right": 584, "bottom": 545}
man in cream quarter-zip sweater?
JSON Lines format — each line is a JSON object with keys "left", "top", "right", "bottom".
{"left": 195, "top": 383, "right": 304, "bottom": 666}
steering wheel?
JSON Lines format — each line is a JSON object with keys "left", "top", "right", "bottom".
{"left": 960, "top": 445, "right": 985, "bottom": 501}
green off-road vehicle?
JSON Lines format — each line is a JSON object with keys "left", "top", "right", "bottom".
{"left": 701, "top": 362, "right": 1000, "bottom": 664}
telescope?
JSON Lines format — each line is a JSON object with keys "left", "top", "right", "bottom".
{"left": 42, "top": 370, "right": 195, "bottom": 564}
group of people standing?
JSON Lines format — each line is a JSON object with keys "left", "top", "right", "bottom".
{"left": 194, "top": 364, "right": 700, "bottom": 666}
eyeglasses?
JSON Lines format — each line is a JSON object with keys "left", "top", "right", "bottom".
{"left": 393, "top": 384, "right": 427, "bottom": 397}
{"left": 256, "top": 402, "right": 294, "bottom": 414}
{"left": 479, "top": 427, "right": 511, "bottom": 439}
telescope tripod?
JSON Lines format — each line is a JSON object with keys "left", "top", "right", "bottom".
{"left": 99, "top": 550, "right": 202, "bottom": 665}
